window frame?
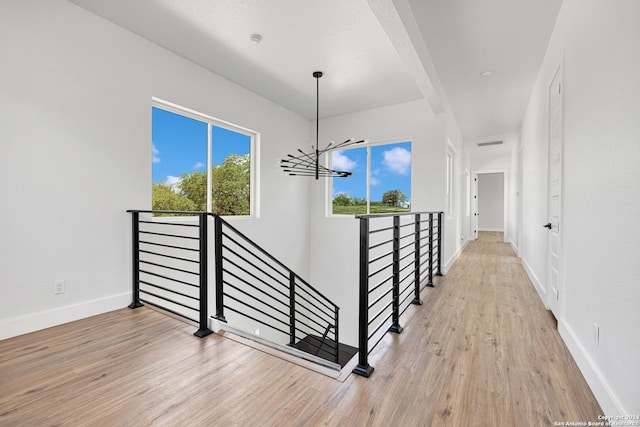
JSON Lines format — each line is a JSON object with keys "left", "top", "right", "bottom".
{"left": 327, "top": 139, "right": 412, "bottom": 216}
{"left": 152, "top": 97, "right": 258, "bottom": 218}
{"left": 445, "top": 139, "right": 456, "bottom": 219}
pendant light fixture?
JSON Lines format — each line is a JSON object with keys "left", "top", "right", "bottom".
{"left": 280, "top": 71, "right": 366, "bottom": 179}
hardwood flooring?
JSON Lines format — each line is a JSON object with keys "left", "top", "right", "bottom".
{"left": 0, "top": 232, "right": 602, "bottom": 426}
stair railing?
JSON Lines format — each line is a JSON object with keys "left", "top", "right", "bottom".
{"left": 127, "top": 210, "right": 212, "bottom": 338}
{"left": 352, "top": 211, "right": 443, "bottom": 377}
{"left": 214, "top": 215, "right": 340, "bottom": 365}
{"left": 127, "top": 210, "right": 340, "bottom": 366}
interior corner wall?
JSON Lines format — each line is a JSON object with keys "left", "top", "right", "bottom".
{"left": 0, "top": 0, "right": 312, "bottom": 339}
{"left": 307, "top": 100, "right": 455, "bottom": 346}
{"left": 519, "top": 0, "right": 640, "bottom": 415}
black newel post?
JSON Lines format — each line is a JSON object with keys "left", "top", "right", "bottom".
{"left": 214, "top": 215, "right": 227, "bottom": 323}
{"left": 194, "top": 213, "right": 213, "bottom": 338}
{"left": 334, "top": 307, "right": 340, "bottom": 365}
{"left": 128, "top": 211, "right": 143, "bottom": 309}
{"left": 389, "top": 216, "right": 403, "bottom": 334}
{"left": 437, "top": 212, "right": 444, "bottom": 276}
{"left": 412, "top": 213, "right": 422, "bottom": 305}
{"left": 427, "top": 213, "right": 434, "bottom": 287}
{"left": 289, "top": 272, "right": 296, "bottom": 346}
{"left": 353, "top": 217, "right": 374, "bottom": 377}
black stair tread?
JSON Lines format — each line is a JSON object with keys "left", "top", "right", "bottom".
{"left": 292, "top": 335, "right": 358, "bottom": 368}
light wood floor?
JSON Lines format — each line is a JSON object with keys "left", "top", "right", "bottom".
{"left": 0, "top": 232, "right": 602, "bottom": 426}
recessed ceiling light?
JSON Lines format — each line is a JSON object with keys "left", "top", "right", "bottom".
{"left": 249, "top": 33, "right": 263, "bottom": 44}
{"left": 480, "top": 69, "right": 494, "bottom": 77}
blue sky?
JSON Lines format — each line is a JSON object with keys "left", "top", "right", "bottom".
{"left": 152, "top": 107, "right": 250, "bottom": 185}
{"left": 332, "top": 142, "right": 412, "bottom": 202}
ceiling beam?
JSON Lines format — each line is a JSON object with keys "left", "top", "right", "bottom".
{"left": 367, "top": 0, "right": 445, "bottom": 114}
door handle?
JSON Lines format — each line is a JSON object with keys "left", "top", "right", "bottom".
{"left": 543, "top": 223, "right": 552, "bottom": 229}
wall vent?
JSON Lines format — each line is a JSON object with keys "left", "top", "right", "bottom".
{"left": 477, "top": 140, "right": 503, "bottom": 147}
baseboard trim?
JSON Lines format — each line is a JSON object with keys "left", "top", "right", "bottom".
{"left": 444, "top": 239, "right": 469, "bottom": 274}
{"left": 0, "top": 292, "right": 131, "bottom": 341}
{"left": 478, "top": 227, "right": 504, "bottom": 232}
{"left": 558, "top": 319, "right": 625, "bottom": 416}
{"left": 508, "top": 239, "right": 520, "bottom": 257}
{"left": 521, "top": 257, "right": 547, "bottom": 307}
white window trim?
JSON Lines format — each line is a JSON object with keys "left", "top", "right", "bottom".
{"left": 446, "top": 139, "right": 457, "bottom": 219}
{"left": 152, "top": 97, "right": 259, "bottom": 218}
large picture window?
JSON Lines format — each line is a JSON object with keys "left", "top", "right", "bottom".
{"left": 331, "top": 141, "right": 411, "bottom": 215}
{"left": 151, "top": 100, "right": 255, "bottom": 216}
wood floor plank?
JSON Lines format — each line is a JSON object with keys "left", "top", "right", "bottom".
{"left": 0, "top": 232, "right": 603, "bottom": 426}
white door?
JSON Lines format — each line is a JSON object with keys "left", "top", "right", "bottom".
{"left": 546, "top": 66, "right": 563, "bottom": 317}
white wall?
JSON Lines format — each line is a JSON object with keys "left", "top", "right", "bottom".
{"left": 519, "top": 0, "right": 640, "bottom": 415}
{"left": 477, "top": 173, "right": 504, "bottom": 231}
{"left": 0, "top": 0, "right": 312, "bottom": 339}
{"left": 307, "top": 100, "right": 464, "bottom": 346}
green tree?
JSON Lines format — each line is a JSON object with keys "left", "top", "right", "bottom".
{"left": 179, "top": 170, "right": 207, "bottom": 211}
{"left": 352, "top": 197, "right": 367, "bottom": 206}
{"left": 152, "top": 153, "right": 251, "bottom": 215}
{"left": 381, "top": 189, "right": 408, "bottom": 208}
{"left": 333, "top": 193, "right": 352, "bottom": 206}
{"left": 151, "top": 182, "right": 197, "bottom": 213}
{"left": 211, "top": 154, "right": 251, "bottom": 215}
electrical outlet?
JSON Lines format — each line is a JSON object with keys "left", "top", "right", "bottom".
{"left": 594, "top": 323, "right": 600, "bottom": 347}
{"left": 253, "top": 328, "right": 260, "bottom": 336}
{"left": 53, "top": 279, "right": 65, "bottom": 295}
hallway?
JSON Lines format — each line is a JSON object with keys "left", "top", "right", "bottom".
{"left": 0, "top": 232, "right": 602, "bottom": 426}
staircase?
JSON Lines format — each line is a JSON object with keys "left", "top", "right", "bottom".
{"left": 127, "top": 210, "right": 352, "bottom": 370}
{"left": 126, "top": 209, "right": 444, "bottom": 377}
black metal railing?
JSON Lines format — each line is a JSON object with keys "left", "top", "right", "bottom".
{"left": 214, "top": 216, "right": 341, "bottom": 365}
{"left": 128, "top": 210, "right": 212, "bottom": 338}
{"left": 127, "top": 210, "right": 341, "bottom": 365}
{"left": 352, "top": 211, "right": 443, "bottom": 377}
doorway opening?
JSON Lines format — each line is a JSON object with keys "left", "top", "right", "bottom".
{"left": 473, "top": 170, "right": 508, "bottom": 242}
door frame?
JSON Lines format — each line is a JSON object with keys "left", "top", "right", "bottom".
{"left": 546, "top": 63, "right": 564, "bottom": 316}
{"left": 472, "top": 169, "right": 509, "bottom": 242}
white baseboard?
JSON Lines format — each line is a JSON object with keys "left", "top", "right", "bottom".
{"left": 444, "top": 238, "right": 469, "bottom": 274}
{"left": 0, "top": 292, "right": 131, "bottom": 341}
{"left": 478, "top": 227, "right": 504, "bottom": 232}
{"left": 508, "top": 239, "right": 520, "bottom": 257}
{"left": 521, "top": 257, "right": 547, "bottom": 307}
{"left": 558, "top": 320, "right": 626, "bottom": 417}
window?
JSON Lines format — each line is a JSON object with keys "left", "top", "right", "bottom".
{"left": 445, "top": 142, "right": 456, "bottom": 217}
{"left": 330, "top": 141, "right": 411, "bottom": 215}
{"left": 151, "top": 100, "right": 256, "bottom": 216}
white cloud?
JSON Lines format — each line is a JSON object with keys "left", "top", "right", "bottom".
{"left": 382, "top": 147, "right": 411, "bottom": 175}
{"left": 193, "top": 162, "right": 205, "bottom": 169}
{"left": 332, "top": 150, "right": 357, "bottom": 171}
{"left": 152, "top": 144, "right": 160, "bottom": 163}
{"left": 370, "top": 177, "right": 381, "bottom": 186}
{"left": 165, "top": 175, "right": 181, "bottom": 187}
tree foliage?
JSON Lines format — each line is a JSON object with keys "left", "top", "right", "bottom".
{"left": 212, "top": 154, "right": 250, "bottom": 215}
{"left": 381, "top": 189, "right": 408, "bottom": 208}
{"left": 151, "top": 154, "right": 250, "bottom": 216}
{"left": 333, "top": 193, "right": 352, "bottom": 206}
{"left": 151, "top": 182, "right": 197, "bottom": 212}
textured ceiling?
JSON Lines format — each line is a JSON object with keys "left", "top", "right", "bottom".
{"left": 68, "top": 0, "right": 563, "bottom": 141}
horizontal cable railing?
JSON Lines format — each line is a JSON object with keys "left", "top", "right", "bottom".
{"left": 127, "top": 210, "right": 212, "bottom": 338}
{"left": 127, "top": 210, "right": 341, "bottom": 366}
{"left": 214, "top": 216, "right": 340, "bottom": 365}
{"left": 353, "top": 211, "right": 443, "bottom": 377}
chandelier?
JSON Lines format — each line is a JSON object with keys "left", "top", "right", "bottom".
{"left": 280, "top": 71, "right": 366, "bottom": 179}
